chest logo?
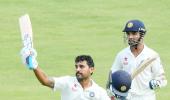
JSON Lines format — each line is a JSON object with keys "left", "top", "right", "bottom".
{"left": 123, "top": 57, "right": 128, "bottom": 65}
{"left": 71, "top": 83, "right": 78, "bottom": 91}
{"left": 89, "top": 91, "right": 95, "bottom": 97}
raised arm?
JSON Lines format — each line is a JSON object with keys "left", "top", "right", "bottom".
{"left": 33, "top": 67, "right": 54, "bottom": 88}
{"left": 20, "top": 47, "right": 54, "bottom": 88}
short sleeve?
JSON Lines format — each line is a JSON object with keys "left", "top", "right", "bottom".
{"left": 52, "top": 76, "right": 70, "bottom": 91}
{"left": 111, "top": 54, "right": 122, "bottom": 72}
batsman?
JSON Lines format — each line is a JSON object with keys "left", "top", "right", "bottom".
{"left": 107, "top": 19, "right": 167, "bottom": 100}
{"left": 19, "top": 14, "right": 110, "bottom": 100}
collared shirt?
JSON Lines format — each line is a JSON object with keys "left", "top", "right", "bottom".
{"left": 111, "top": 45, "right": 167, "bottom": 95}
{"left": 53, "top": 76, "right": 110, "bottom": 100}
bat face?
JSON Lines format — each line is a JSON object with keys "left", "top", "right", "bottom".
{"left": 19, "top": 14, "right": 33, "bottom": 48}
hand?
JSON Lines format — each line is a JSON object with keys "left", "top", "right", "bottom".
{"left": 114, "top": 94, "right": 126, "bottom": 100}
{"left": 149, "top": 79, "right": 160, "bottom": 90}
{"left": 20, "top": 47, "right": 38, "bottom": 70}
{"left": 106, "top": 89, "right": 126, "bottom": 100}
{"left": 106, "top": 89, "right": 114, "bottom": 97}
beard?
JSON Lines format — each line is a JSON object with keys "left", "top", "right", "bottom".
{"left": 128, "top": 40, "right": 139, "bottom": 46}
{"left": 76, "top": 72, "right": 83, "bottom": 82}
{"left": 128, "top": 35, "right": 143, "bottom": 47}
{"left": 76, "top": 72, "right": 89, "bottom": 82}
{"left": 128, "top": 36, "right": 143, "bottom": 48}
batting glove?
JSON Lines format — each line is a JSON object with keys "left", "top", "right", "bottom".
{"left": 20, "top": 47, "right": 38, "bottom": 70}
{"left": 149, "top": 79, "right": 161, "bottom": 90}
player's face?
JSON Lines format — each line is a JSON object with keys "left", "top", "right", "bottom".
{"left": 126, "top": 32, "right": 141, "bottom": 46}
{"left": 75, "top": 61, "right": 94, "bottom": 81}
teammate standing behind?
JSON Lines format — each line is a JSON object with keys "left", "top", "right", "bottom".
{"left": 108, "top": 19, "right": 167, "bottom": 100}
{"left": 20, "top": 48, "right": 110, "bottom": 100}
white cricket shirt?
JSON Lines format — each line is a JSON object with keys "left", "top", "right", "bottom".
{"left": 111, "top": 45, "right": 167, "bottom": 96}
{"left": 53, "top": 76, "right": 110, "bottom": 100}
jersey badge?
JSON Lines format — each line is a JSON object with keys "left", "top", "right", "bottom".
{"left": 89, "top": 91, "right": 95, "bottom": 97}
{"left": 123, "top": 57, "right": 128, "bottom": 65}
{"left": 71, "top": 83, "right": 78, "bottom": 91}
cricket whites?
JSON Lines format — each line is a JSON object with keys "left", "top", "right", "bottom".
{"left": 131, "top": 55, "right": 158, "bottom": 79}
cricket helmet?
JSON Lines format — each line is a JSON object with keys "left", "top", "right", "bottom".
{"left": 110, "top": 70, "right": 132, "bottom": 97}
{"left": 123, "top": 20, "right": 146, "bottom": 34}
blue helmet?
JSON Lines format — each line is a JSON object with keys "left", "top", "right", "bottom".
{"left": 123, "top": 20, "right": 146, "bottom": 34}
{"left": 110, "top": 70, "right": 132, "bottom": 97}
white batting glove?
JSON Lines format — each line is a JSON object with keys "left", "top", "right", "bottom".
{"left": 149, "top": 79, "right": 161, "bottom": 90}
{"left": 20, "top": 47, "right": 38, "bottom": 70}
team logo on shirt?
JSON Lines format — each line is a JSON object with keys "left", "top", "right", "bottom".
{"left": 123, "top": 57, "right": 128, "bottom": 65}
{"left": 89, "top": 91, "right": 95, "bottom": 97}
{"left": 71, "top": 83, "right": 78, "bottom": 91}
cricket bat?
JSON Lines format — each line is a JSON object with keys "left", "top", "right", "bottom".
{"left": 131, "top": 55, "right": 158, "bottom": 80}
{"left": 19, "top": 14, "right": 33, "bottom": 48}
